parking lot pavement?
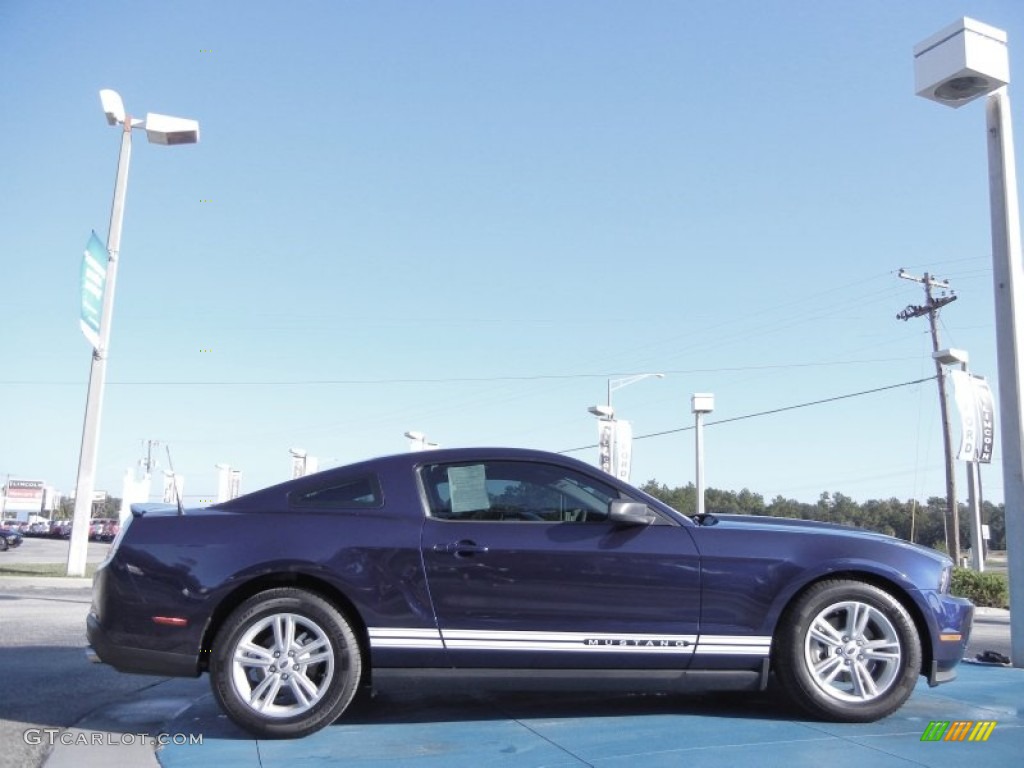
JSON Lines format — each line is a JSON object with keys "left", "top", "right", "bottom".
{"left": 151, "top": 664, "right": 1022, "bottom": 768}
{"left": 11, "top": 573, "right": 1010, "bottom": 768}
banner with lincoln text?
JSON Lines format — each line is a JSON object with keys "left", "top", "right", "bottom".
{"left": 950, "top": 371, "right": 995, "bottom": 463}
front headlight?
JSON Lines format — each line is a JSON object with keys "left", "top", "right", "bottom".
{"left": 938, "top": 564, "right": 953, "bottom": 593}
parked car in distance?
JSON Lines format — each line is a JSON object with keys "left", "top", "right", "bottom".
{"left": 87, "top": 447, "right": 974, "bottom": 739}
{"left": 97, "top": 519, "right": 119, "bottom": 542}
{"left": 0, "top": 526, "right": 24, "bottom": 551}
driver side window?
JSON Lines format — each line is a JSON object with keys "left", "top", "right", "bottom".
{"left": 420, "top": 460, "right": 618, "bottom": 523}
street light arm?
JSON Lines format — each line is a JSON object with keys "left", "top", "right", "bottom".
{"left": 608, "top": 373, "right": 665, "bottom": 406}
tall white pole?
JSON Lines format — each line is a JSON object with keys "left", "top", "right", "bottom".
{"left": 695, "top": 411, "right": 706, "bottom": 517}
{"left": 985, "top": 88, "right": 1024, "bottom": 667}
{"left": 967, "top": 460, "right": 985, "bottom": 572}
{"left": 67, "top": 120, "right": 132, "bottom": 576}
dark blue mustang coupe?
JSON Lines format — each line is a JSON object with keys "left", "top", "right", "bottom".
{"left": 87, "top": 448, "right": 973, "bottom": 738}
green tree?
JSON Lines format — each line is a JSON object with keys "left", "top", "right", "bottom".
{"left": 638, "top": 478, "right": 1006, "bottom": 557}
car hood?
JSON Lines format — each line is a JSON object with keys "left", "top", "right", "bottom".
{"left": 706, "top": 513, "right": 950, "bottom": 565}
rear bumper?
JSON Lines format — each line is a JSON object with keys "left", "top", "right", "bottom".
{"left": 87, "top": 611, "right": 201, "bottom": 677}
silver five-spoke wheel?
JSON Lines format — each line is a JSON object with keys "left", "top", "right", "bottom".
{"left": 211, "top": 588, "right": 363, "bottom": 738}
{"left": 231, "top": 612, "right": 336, "bottom": 718}
{"left": 804, "top": 600, "right": 901, "bottom": 703}
{"left": 775, "top": 579, "right": 921, "bottom": 722}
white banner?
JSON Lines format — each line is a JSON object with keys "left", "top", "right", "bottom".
{"left": 80, "top": 232, "right": 107, "bottom": 349}
{"left": 597, "top": 420, "right": 614, "bottom": 475}
{"left": 120, "top": 470, "right": 151, "bottom": 523}
{"left": 613, "top": 420, "right": 633, "bottom": 482}
{"left": 950, "top": 370, "right": 996, "bottom": 463}
{"left": 216, "top": 464, "right": 231, "bottom": 503}
{"left": 162, "top": 473, "right": 185, "bottom": 504}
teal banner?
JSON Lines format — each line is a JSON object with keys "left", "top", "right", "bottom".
{"left": 80, "top": 231, "right": 107, "bottom": 349}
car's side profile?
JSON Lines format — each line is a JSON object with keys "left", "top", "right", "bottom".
{"left": 87, "top": 448, "right": 973, "bottom": 739}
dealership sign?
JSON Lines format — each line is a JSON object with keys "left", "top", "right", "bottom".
{"left": 4, "top": 479, "right": 45, "bottom": 513}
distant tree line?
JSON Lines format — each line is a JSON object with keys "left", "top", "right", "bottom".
{"left": 54, "top": 496, "right": 122, "bottom": 520}
{"left": 639, "top": 481, "right": 1006, "bottom": 553}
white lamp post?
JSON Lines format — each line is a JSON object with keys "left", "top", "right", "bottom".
{"left": 915, "top": 17, "right": 1023, "bottom": 667}
{"left": 67, "top": 90, "right": 199, "bottom": 576}
{"left": 691, "top": 393, "right": 715, "bottom": 517}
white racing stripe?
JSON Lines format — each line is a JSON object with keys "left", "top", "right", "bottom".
{"left": 693, "top": 634, "right": 772, "bottom": 655}
{"left": 368, "top": 627, "right": 444, "bottom": 649}
{"left": 368, "top": 627, "right": 771, "bottom": 657}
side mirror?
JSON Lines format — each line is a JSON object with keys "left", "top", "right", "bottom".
{"left": 609, "top": 500, "right": 656, "bottom": 526}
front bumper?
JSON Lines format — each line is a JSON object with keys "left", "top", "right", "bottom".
{"left": 924, "top": 591, "right": 974, "bottom": 687}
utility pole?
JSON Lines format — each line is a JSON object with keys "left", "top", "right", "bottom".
{"left": 897, "top": 269, "right": 961, "bottom": 563}
{"left": 140, "top": 439, "right": 160, "bottom": 474}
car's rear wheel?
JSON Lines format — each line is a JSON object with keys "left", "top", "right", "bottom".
{"left": 774, "top": 579, "right": 921, "bottom": 722}
{"left": 210, "top": 588, "right": 363, "bottom": 738}
{"left": 0, "top": 538, "right": 8, "bottom": 552}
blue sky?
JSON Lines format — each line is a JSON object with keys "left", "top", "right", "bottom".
{"left": 2, "top": 0, "right": 1022, "bottom": 506}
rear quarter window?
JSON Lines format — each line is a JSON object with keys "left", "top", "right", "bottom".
{"left": 289, "top": 475, "right": 383, "bottom": 509}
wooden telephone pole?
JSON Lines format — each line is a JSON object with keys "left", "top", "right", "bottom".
{"left": 896, "top": 269, "right": 960, "bottom": 563}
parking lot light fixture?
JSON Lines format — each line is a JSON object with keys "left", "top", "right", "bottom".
{"left": 67, "top": 91, "right": 199, "bottom": 577}
{"left": 915, "top": 18, "right": 1024, "bottom": 668}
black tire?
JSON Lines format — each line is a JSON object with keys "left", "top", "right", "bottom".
{"left": 210, "top": 588, "right": 363, "bottom": 739}
{"left": 774, "top": 579, "right": 921, "bottom": 722}
{"left": 0, "top": 538, "right": 8, "bottom": 552}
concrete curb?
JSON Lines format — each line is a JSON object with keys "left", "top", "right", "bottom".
{"left": 0, "top": 576, "right": 93, "bottom": 588}
{"left": 974, "top": 606, "right": 1011, "bottom": 621}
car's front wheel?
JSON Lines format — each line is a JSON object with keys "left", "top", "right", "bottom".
{"left": 210, "top": 588, "right": 363, "bottom": 739}
{"left": 774, "top": 579, "right": 921, "bottom": 722}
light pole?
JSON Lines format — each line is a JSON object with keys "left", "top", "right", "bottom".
{"left": 67, "top": 91, "right": 199, "bottom": 576}
{"left": 606, "top": 373, "right": 665, "bottom": 410}
{"left": 588, "top": 373, "right": 664, "bottom": 480}
{"left": 915, "top": 17, "right": 1024, "bottom": 667}
{"left": 691, "top": 393, "right": 715, "bottom": 517}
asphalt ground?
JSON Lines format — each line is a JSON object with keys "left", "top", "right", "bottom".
{"left": 1, "top": 537, "right": 1018, "bottom": 768}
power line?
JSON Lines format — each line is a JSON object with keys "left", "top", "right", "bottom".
{"left": 0, "top": 356, "right": 924, "bottom": 387}
{"left": 559, "top": 376, "right": 937, "bottom": 453}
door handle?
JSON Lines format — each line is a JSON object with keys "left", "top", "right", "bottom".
{"left": 433, "top": 539, "right": 490, "bottom": 556}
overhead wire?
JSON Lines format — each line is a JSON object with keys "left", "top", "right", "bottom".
{"left": 559, "top": 375, "right": 937, "bottom": 453}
